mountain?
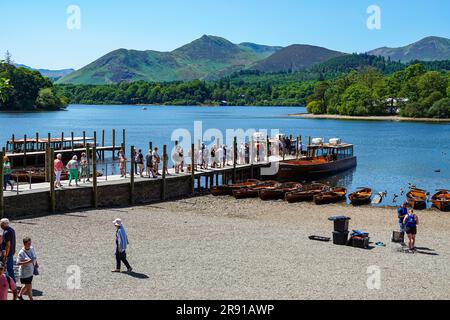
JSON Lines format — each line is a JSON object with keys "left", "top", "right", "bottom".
{"left": 58, "top": 35, "right": 282, "bottom": 84}
{"left": 16, "top": 64, "right": 74, "bottom": 81}
{"left": 250, "top": 44, "right": 347, "bottom": 73}
{"left": 368, "top": 36, "right": 450, "bottom": 62}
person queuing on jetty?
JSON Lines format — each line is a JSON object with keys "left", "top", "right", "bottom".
{"left": 146, "top": 150, "right": 156, "bottom": 178}
{"left": 136, "top": 149, "right": 144, "bottom": 178}
{"left": 119, "top": 150, "right": 127, "bottom": 178}
{"left": 220, "top": 145, "right": 226, "bottom": 168}
{"left": 133, "top": 147, "right": 138, "bottom": 175}
{"left": 404, "top": 210, "right": 419, "bottom": 252}
{"left": 202, "top": 144, "right": 209, "bottom": 169}
{"left": 238, "top": 143, "right": 245, "bottom": 165}
{"left": 152, "top": 147, "right": 161, "bottom": 176}
{"left": 54, "top": 154, "right": 64, "bottom": 188}
{"left": 67, "top": 155, "right": 80, "bottom": 187}
{"left": 2, "top": 156, "right": 13, "bottom": 191}
{"left": 397, "top": 202, "right": 409, "bottom": 241}
{"left": 0, "top": 262, "right": 17, "bottom": 301}
{"left": 210, "top": 146, "right": 217, "bottom": 168}
{"left": 0, "top": 219, "right": 16, "bottom": 284}
{"left": 16, "top": 237, "right": 38, "bottom": 300}
{"left": 172, "top": 141, "right": 184, "bottom": 174}
{"left": 112, "top": 219, "right": 132, "bottom": 273}
{"left": 79, "top": 152, "right": 90, "bottom": 183}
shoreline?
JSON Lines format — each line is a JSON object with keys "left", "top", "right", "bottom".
{"left": 288, "top": 113, "right": 450, "bottom": 123}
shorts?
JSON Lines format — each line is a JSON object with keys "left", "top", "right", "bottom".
{"left": 20, "top": 276, "right": 33, "bottom": 285}
{"left": 405, "top": 226, "right": 417, "bottom": 235}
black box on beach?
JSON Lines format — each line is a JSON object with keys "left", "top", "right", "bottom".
{"left": 351, "top": 236, "right": 370, "bottom": 249}
{"left": 332, "top": 231, "right": 349, "bottom": 245}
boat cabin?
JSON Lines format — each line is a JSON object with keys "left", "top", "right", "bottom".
{"left": 306, "top": 142, "right": 354, "bottom": 161}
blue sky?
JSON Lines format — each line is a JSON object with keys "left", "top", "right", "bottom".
{"left": 0, "top": 0, "right": 449, "bottom": 69}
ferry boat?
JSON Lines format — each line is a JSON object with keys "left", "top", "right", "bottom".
{"left": 263, "top": 137, "right": 357, "bottom": 181}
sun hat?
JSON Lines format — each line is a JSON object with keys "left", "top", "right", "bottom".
{"left": 113, "top": 218, "right": 122, "bottom": 226}
{"left": 0, "top": 218, "right": 10, "bottom": 225}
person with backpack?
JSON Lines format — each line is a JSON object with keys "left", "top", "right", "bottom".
{"left": 136, "top": 149, "right": 144, "bottom": 178}
{"left": 404, "top": 210, "right": 419, "bottom": 252}
{"left": 397, "top": 202, "right": 408, "bottom": 241}
{"left": 0, "top": 262, "right": 17, "bottom": 300}
{"left": 16, "top": 237, "right": 38, "bottom": 300}
{"left": 1, "top": 218, "right": 16, "bottom": 284}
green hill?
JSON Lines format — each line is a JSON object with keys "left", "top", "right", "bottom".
{"left": 58, "top": 35, "right": 281, "bottom": 85}
{"left": 368, "top": 36, "right": 450, "bottom": 62}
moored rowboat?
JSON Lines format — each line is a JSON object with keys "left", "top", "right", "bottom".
{"left": 314, "top": 187, "right": 347, "bottom": 205}
{"left": 431, "top": 190, "right": 450, "bottom": 211}
{"left": 348, "top": 188, "right": 372, "bottom": 206}
{"left": 285, "top": 183, "right": 328, "bottom": 203}
{"left": 259, "top": 182, "right": 302, "bottom": 201}
{"left": 210, "top": 179, "right": 260, "bottom": 196}
{"left": 406, "top": 188, "right": 427, "bottom": 210}
{"left": 232, "top": 181, "right": 280, "bottom": 199}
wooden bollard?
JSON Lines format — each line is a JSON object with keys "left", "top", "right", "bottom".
{"left": 130, "top": 145, "right": 135, "bottom": 205}
{"left": 0, "top": 151, "right": 4, "bottom": 219}
{"left": 92, "top": 145, "right": 98, "bottom": 208}
{"left": 191, "top": 143, "right": 195, "bottom": 194}
{"left": 49, "top": 148, "right": 56, "bottom": 214}
{"left": 233, "top": 137, "right": 237, "bottom": 183}
{"left": 112, "top": 129, "right": 116, "bottom": 160}
{"left": 161, "top": 145, "right": 167, "bottom": 201}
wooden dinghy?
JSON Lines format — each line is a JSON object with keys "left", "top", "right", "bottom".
{"left": 314, "top": 187, "right": 347, "bottom": 205}
{"left": 285, "top": 183, "right": 328, "bottom": 203}
{"left": 259, "top": 182, "right": 302, "bottom": 201}
{"left": 431, "top": 190, "right": 450, "bottom": 211}
{"left": 406, "top": 188, "right": 427, "bottom": 210}
{"left": 349, "top": 188, "right": 373, "bottom": 206}
{"left": 210, "top": 179, "right": 260, "bottom": 196}
{"left": 232, "top": 181, "right": 280, "bottom": 199}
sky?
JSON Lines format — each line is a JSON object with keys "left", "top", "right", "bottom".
{"left": 0, "top": 0, "right": 449, "bottom": 70}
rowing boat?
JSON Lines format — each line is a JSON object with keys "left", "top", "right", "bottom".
{"left": 285, "top": 183, "right": 328, "bottom": 203}
{"left": 348, "top": 188, "right": 372, "bottom": 206}
{"left": 259, "top": 182, "right": 302, "bottom": 201}
{"left": 406, "top": 188, "right": 427, "bottom": 210}
{"left": 232, "top": 181, "right": 280, "bottom": 199}
{"left": 210, "top": 179, "right": 260, "bottom": 196}
{"left": 431, "top": 190, "right": 450, "bottom": 211}
{"left": 314, "top": 187, "right": 347, "bottom": 205}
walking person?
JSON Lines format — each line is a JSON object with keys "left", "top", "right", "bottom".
{"left": 145, "top": 150, "right": 155, "bottom": 178}
{"left": 111, "top": 219, "right": 132, "bottom": 273}
{"left": 16, "top": 237, "right": 38, "bottom": 300}
{"left": 2, "top": 156, "right": 14, "bottom": 191}
{"left": 54, "top": 154, "right": 64, "bottom": 188}
{"left": 0, "top": 218, "right": 16, "bottom": 284}
{"left": 67, "top": 155, "right": 79, "bottom": 187}
{"left": 136, "top": 149, "right": 144, "bottom": 178}
{"left": 404, "top": 210, "right": 419, "bottom": 252}
{"left": 0, "top": 262, "right": 17, "bottom": 301}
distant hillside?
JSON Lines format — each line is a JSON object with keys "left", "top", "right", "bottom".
{"left": 58, "top": 35, "right": 281, "bottom": 85}
{"left": 368, "top": 36, "right": 450, "bottom": 62}
{"left": 16, "top": 64, "right": 74, "bottom": 81}
{"left": 250, "top": 44, "right": 346, "bottom": 73}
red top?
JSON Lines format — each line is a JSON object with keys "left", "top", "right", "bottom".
{"left": 54, "top": 159, "right": 64, "bottom": 171}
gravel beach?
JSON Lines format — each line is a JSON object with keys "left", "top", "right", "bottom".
{"left": 10, "top": 196, "right": 450, "bottom": 300}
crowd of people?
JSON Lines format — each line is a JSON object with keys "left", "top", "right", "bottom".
{"left": 0, "top": 218, "right": 38, "bottom": 301}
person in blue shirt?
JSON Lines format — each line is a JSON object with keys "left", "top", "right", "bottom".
{"left": 397, "top": 202, "right": 408, "bottom": 238}
{"left": 112, "top": 218, "right": 132, "bottom": 273}
{"left": 1, "top": 219, "right": 16, "bottom": 283}
{"left": 403, "top": 210, "right": 419, "bottom": 252}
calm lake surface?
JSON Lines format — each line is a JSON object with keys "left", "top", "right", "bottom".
{"left": 1, "top": 104, "right": 450, "bottom": 207}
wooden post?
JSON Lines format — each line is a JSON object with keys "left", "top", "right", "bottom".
{"left": 161, "top": 145, "right": 167, "bottom": 201}
{"left": 71, "top": 132, "right": 74, "bottom": 152}
{"left": 112, "top": 129, "right": 116, "bottom": 160}
{"left": 122, "top": 129, "right": 126, "bottom": 154}
{"left": 45, "top": 145, "right": 50, "bottom": 182}
{"left": 101, "top": 129, "right": 105, "bottom": 160}
{"left": 11, "top": 134, "right": 15, "bottom": 154}
{"left": 83, "top": 131, "right": 86, "bottom": 148}
{"left": 191, "top": 143, "right": 195, "bottom": 194}
{"left": 23, "top": 134, "right": 27, "bottom": 167}
{"left": 85, "top": 144, "right": 91, "bottom": 184}
{"left": 61, "top": 132, "right": 64, "bottom": 151}
{"left": 130, "top": 146, "right": 135, "bottom": 205}
{"left": 35, "top": 132, "right": 39, "bottom": 150}
{"left": 49, "top": 148, "right": 56, "bottom": 214}
{"left": 296, "top": 137, "right": 299, "bottom": 159}
{"left": 92, "top": 145, "right": 98, "bottom": 208}
{"left": 93, "top": 131, "right": 97, "bottom": 159}
{"left": 0, "top": 151, "right": 4, "bottom": 219}
{"left": 233, "top": 137, "right": 237, "bottom": 183}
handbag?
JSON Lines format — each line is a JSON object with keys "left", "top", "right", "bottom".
{"left": 24, "top": 249, "right": 39, "bottom": 276}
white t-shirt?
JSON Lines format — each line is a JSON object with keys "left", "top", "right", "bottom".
{"left": 17, "top": 247, "right": 37, "bottom": 279}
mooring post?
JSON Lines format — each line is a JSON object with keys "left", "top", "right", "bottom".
{"left": 101, "top": 129, "right": 105, "bottom": 160}
{"left": 161, "top": 145, "right": 167, "bottom": 201}
{"left": 112, "top": 129, "right": 116, "bottom": 160}
{"left": 83, "top": 131, "right": 86, "bottom": 148}
{"left": 11, "top": 134, "right": 15, "bottom": 154}
{"left": 191, "top": 143, "right": 195, "bottom": 194}
{"left": 49, "top": 148, "right": 56, "bottom": 214}
{"left": 71, "top": 132, "right": 74, "bottom": 152}
{"left": 23, "top": 134, "right": 27, "bottom": 167}
{"left": 233, "top": 137, "right": 237, "bottom": 183}
{"left": 130, "top": 145, "right": 135, "bottom": 205}
{"left": 0, "top": 151, "right": 4, "bottom": 219}
{"left": 92, "top": 145, "right": 98, "bottom": 208}
{"left": 93, "top": 131, "right": 97, "bottom": 160}
{"left": 296, "top": 136, "right": 300, "bottom": 159}
{"left": 44, "top": 145, "right": 50, "bottom": 182}
{"left": 35, "top": 132, "right": 39, "bottom": 150}
{"left": 85, "top": 144, "right": 91, "bottom": 184}
{"left": 250, "top": 137, "right": 254, "bottom": 179}
{"left": 61, "top": 132, "right": 64, "bottom": 151}
{"left": 122, "top": 129, "right": 126, "bottom": 155}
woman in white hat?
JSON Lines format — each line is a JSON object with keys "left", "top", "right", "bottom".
{"left": 112, "top": 219, "right": 132, "bottom": 273}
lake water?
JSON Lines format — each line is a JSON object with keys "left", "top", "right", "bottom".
{"left": 1, "top": 104, "right": 450, "bottom": 207}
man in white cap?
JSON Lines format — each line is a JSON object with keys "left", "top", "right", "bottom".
{"left": 112, "top": 218, "right": 132, "bottom": 273}
{"left": 0, "top": 218, "right": 16, "bottom": 283}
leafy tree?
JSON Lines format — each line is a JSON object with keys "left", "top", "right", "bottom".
{"left": 428, "top": 98, "right": 450, "bottom": 118}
